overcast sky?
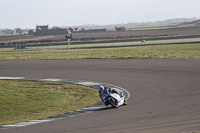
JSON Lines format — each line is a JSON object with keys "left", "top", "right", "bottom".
{"left": 0, "top": 0, "right": 200, "bottom": 29}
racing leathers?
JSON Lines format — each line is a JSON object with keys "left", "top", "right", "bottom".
{"left": 98, "top": 86, "right": 121, "bottom": 105}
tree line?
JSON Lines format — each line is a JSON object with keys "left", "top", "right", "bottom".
{"left": 0, "top": 28, "right": 29, "bottom": 36}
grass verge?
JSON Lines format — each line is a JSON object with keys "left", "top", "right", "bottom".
{"left": 0, "top": 43, "right": 200, "bottom": 60}
{"left": 0, "top": 80, "right": 100, "bottom": 125}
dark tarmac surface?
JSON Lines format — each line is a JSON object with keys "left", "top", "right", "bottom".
{"left": 0, "top": 59, "right": 200, "bottom": 133}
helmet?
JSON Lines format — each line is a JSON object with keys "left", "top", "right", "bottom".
{"left": 111, "top": 88, "right": 119, "bottom": 94}
{"left": 98, "top": 85, "right": 104, "bottom": 94}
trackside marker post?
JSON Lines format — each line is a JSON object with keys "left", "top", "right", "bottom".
{"left": 65, "top": 34, "right": 72, "bottom": 49}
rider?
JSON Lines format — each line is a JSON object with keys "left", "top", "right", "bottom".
{"left": 97, "top": 85, "right": 121, "bottom": 102}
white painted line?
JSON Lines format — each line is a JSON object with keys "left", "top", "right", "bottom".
{"left": 77, "top": 82, "right": 101, "bottom": 86}
{"left": 0, "top": 77, "right": 25, "bottom": 80}
{"left": 39, "top": 78, "right": 63, "bottom": 82}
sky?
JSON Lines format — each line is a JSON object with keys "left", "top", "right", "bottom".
{"left": 0, "top": 0, "right": 200, "bottom": 29}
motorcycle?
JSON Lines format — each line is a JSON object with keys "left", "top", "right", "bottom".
{"left": 100, "top": 90, "right": 127, "bottom": 108}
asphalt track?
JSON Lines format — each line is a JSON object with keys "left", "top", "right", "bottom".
{"left": 0, "top": 59, "right": 200, "bottom": 133}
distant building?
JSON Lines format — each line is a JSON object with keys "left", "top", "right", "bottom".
{"left": 29, "top": 25, "right": 69, "bottom": 36}
{"left": 77, "top": 28, "right": 107, "bottom": 33}
{"left": 28, "top": 29, "right": 34, "bottom": 35}
{"left": 115, "top": 27, "right": 125, "bottom": 31}
{"left": 68, "top": 27, "right": 79, "bottom": 33}
{"left": 68, "top": 27, "right": 74, "bottom": 33}
{"left": 36, "top": 25, "right": 48, "bottom": 31}
{"left": 74, "top": 28, "right": 79, "bottom": 31}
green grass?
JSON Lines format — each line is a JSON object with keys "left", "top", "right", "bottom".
{"left": 127, "top": 23, "right": 179, "bottom": 30}
{"left": 0, "top": 43, "right": 200, "bottom": 60}
{"left": 0, "top": 80, "right": 100, "bottom": 125}
{"left": 69, "top": 37, "right": 200, "bottom": 49}
{"left": 1, "top": 37, "right": 200, "bottom": 51}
